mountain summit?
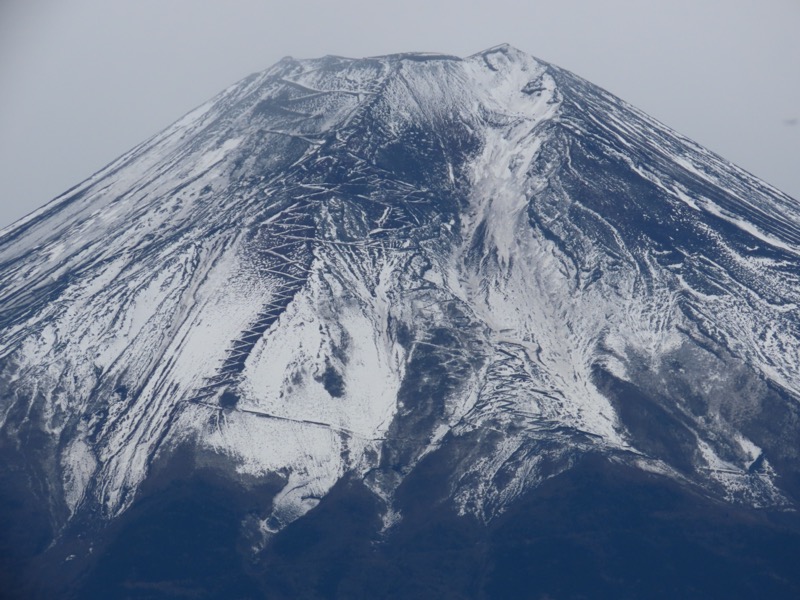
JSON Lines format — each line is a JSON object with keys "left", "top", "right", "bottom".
{"left": 2, "top": 45, "right": 800, "bottom": 597}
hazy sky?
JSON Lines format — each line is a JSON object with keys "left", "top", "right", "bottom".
{"left": 1, "top": 0, "right": 798, "bottom": 229}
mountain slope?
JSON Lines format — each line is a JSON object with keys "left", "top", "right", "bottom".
{"left": 1, "top": 44, "right": 800, "bottom": 597}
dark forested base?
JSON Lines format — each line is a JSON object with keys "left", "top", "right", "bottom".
{"left": 253, "top": 454, "right": 800, "bottom": 600}
{"left": 4, "top": 452, "right": 800, "bottom": 599}
{"left": 0, "top": 448, "right": 54, "bottom": 600}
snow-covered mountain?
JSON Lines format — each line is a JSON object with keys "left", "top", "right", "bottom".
{"left": 2, "top": 44, "right": 800, "bottom": 597}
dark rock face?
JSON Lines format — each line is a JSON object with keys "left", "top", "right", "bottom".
{"left": 1, "top": 45, "right": 800, "bottom": 597}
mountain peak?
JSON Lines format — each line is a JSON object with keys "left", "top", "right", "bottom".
{"left": 2, "top": 45, "right": 800, "bottom": 597}
{"left": 278, "top": 44, "right": 533, "bottom": 72}
{"left": 475, "top": 42, "right": 526, "bottom": 56}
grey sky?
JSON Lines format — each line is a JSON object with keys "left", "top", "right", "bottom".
{"left": 1, "top": 0, "right": 798, "bottom": 229}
